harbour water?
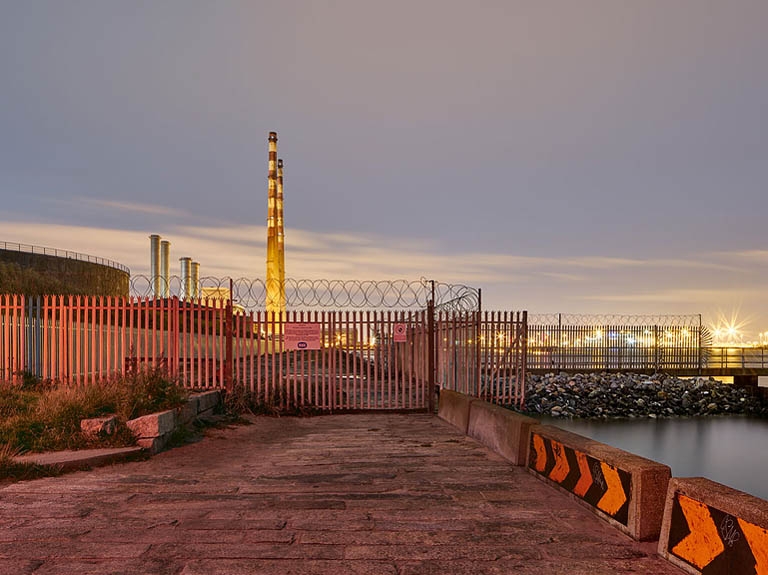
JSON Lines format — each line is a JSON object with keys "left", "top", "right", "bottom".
{"left": 550, "top": 415, "right": 768, "bottom": 500}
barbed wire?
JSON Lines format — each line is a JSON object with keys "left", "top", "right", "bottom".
{"left": 129, "top": 276, "right": 480, "bottom": 311}
{"left": 528, "top": 313, "right": 703, "bottom": 327}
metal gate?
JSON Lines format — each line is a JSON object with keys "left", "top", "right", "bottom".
{"left": 1, "top": 285, "right": 529, "bottom": 411}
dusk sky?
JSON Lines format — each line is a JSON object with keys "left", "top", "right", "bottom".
{"left": 1, "top": 1, "right": 767, "bottom": 337}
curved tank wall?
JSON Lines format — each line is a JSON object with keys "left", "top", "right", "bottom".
{"left": 0, "top": 248, "right": 129, "bottom": 297}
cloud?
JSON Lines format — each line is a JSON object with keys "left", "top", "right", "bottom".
{"left": 3, "top": 219, "right": 768, "bottom": 334}
{"left": 79, "top": 198, "right": 186, "bottom": 217}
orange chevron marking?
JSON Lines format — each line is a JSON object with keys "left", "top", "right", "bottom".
{"left": 532, "top": 434, "right": 547, "bottom": 472}
{"left": 737, "top": 518, "right": 768, "bottom": 575}
{"left": 548, "top": 440, "right": 570, "bottom": 483}
{"left": 671, "top": 495, "right": 724, "bottom": 569}
{"left": 573, "top": 451, "right": 592, "bottom": 497}
{"left": 596, "top": 462, "right": 627, "bottom": 516}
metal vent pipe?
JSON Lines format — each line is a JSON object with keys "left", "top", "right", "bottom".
{"left": 180, "top": 257, "right": 192, "bottom": 301}
{"left": 190, "top": 261, "right": 200, "bottom": 300}
{"left": 149, "top": 234, "right": 161, "bottom": 298}
{"left": 160, "top": 240, "right": 171, "bottom": 298}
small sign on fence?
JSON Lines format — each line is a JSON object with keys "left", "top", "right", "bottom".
{"left": 393, "top": 323, "right": 407, "bottom": 343}
{"left": 284, "top": 322, "right": 323, "bottom": 351}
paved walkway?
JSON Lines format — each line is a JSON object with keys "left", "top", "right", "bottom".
{"left": 0, "top": 414, "right": 681, "bottom": 574}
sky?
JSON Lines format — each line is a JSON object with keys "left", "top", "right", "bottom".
{"left": 1, "top": 1, "right": 767, "bottom": 337}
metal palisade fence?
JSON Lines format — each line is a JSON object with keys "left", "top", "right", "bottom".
{"left": 0, "top": 289, "right": 529, "bottom": 411}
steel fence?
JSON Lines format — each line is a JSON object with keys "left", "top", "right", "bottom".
{"left": 526, "top": 324, "right": 708, "bottom": 372}
{"left": 1, "top": 294, "right": 528, "bottom": 410}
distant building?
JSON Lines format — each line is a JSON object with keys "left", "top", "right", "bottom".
{"left": 0, "top": 241, "right": 129, "bottom": 296}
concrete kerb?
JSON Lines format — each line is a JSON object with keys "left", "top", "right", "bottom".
{"left": 658, "top": 477, "right": 768, "bottom": 575}
{"left": 528, "top": 425, "right": 671, "bottom": 541}
{"left": 127, "top": 390, "right": 221, "bottom": 453}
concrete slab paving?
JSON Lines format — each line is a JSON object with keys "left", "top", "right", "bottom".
{"left": 0, "top": 414, "right": 683, "bottom": 574}
{"left": 13, "top": 447, "right": 145, "bottom": 472}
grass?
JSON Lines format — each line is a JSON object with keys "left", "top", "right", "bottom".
{"left": 224, "top": 383, "right": 320, "bottom": 418}
{"left": 0, "top": 367, "right": 189, "bottom": 455}
{"left": 0, "top": 443, "right": 62, "bottom": 482}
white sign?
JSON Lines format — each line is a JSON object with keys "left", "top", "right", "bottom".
{"left": 393, "top": 323, "right": 407, "bottom": 343}
{"left": 284, "top": 323, "right": 322, "bottom": 351}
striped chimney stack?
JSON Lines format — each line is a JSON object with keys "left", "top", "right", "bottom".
{"left": 265, "top": 131, "right": 286, "bottom": 317}
{"left": 276, "top": 158, "right": 285, "bottom": 283}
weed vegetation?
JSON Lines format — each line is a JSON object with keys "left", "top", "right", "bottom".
{"left": 224, "top": 383, "right": 319, "bottom": 418}
{"left": 0, "top": 368, "right": 189, "bottom": 456}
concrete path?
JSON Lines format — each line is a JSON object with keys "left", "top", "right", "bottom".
{"left": 0, "top": 414, "right": 681, "bottom": 574}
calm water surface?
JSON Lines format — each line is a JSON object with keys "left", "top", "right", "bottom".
{"left": 547, "top": 415, "right": 768, "bottom": 501}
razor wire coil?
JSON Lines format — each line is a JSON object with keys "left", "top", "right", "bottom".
{"left": 528, "top": 313, "right": 703, "bottom": 327}
{"left": 130, "top": 276, "right": 480, "bottom": 311}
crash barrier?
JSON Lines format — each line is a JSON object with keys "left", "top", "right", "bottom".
{"left": 467, "top": 400, "right": 539, "bottom": 466}
{"left": 437, "top": 392, "right": 538, "bottom": 465}
{"left": 658, "top": 477, "right": 768, "bottom": 575}
{"left": 528, "top": 425, "right": 671, "bottom": 541}
{"left": 436, "top": 389, "right": 475, "bottom": 433}
{"left": 437, "top": 391, "right": 673, "bottom": 540}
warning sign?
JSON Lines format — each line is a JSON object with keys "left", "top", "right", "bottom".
{"left": 393, "top": 323, "right": 407, "bottom": 343}
{"left": 284, "top": 323, "right": 322, "bottom": 351}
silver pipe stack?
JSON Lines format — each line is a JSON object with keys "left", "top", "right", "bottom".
{"left": 180, "top": 257, "right": 192, "bottom": 301}
{"left": 160, "top": 239, "right": 171, "bottom": 298}
{"left": 149, "top": 234, "right": 161, "bottom": 298}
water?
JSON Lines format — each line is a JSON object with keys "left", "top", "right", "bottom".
{"left": 547, "top": 415, "right": 768, "bottom": 501}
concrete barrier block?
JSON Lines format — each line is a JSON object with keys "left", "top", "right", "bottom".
{"left": 127, "top": 409, "right": 176, "bottom": 439}
{"left": 178, "top": 396, "right": 200, "bottom": 425}
{"left": 437, "top": 390, "right": 476, "bottom": 433}
{"left": 467, "top": 400, "right": 539, "bottom": 466}
{"left": 195, "top": 390, "right": 221, "bottom": 414}
{"left": 136, "top": 436, "right": 166, "bottom": 453}
{"left": 528, "top": 425, "right": 671, "bottom": 541}
{"left": 658, "top": 477, "right": 768, "bottom": 575}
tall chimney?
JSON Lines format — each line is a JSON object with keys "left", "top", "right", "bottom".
{"left": 160, "top": 240, "right": 171, "bottom": 298}
{"left": 265, "top": 131, "right": 284, "bottom": 317}
{"left": 277, "top": 158, "right": 285, "bottom": 283}
{"left": 191, "top": 261, "right": 200, "bottom": 300}
{"left": 149, "top": 234, "right": 161, "bottom": 298}
{"left": 180, "top": 257, "right": 192, "bottom": 301}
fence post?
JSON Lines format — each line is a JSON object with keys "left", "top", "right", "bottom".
{"left": 427, "top": 299, "right": 435, "bottom": 413}
{"left": 475, "top": 288, "right": 482, "bottom": 399}
{"left": 224, "top": 283, "right": 233, "bottom": 392}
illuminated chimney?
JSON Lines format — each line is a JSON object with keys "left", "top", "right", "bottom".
{"left": 277, "top": 158, "right": 286, "bottom": 283}
{"left": 180, "top": 257, "right": 192, "bottom": 301}
{"left": 190, "top": 261, "right": 200, "bottom": 300}
{"left": 149, "top": 234, "right": 161, "bottom": 298}
{"left": 160, "top": 240, "right": 171, "bottom": 298}
{"left": 266, "top": 131, "right": 285, "bottom": 317}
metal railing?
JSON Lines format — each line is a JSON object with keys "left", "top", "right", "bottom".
{"left": 0, "top": 241, "right": 130, "bottom": 274}
{"left": 707, "top": 347, "right": 768, "bottom": 370}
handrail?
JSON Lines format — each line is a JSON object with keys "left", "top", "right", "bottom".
{"left": 0, "top": 241, "right": 130, "bottom": 274}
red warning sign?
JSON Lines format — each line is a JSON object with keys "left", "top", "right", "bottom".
{"left": 393, "top": 323, "right": 407, "bottom": 343}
